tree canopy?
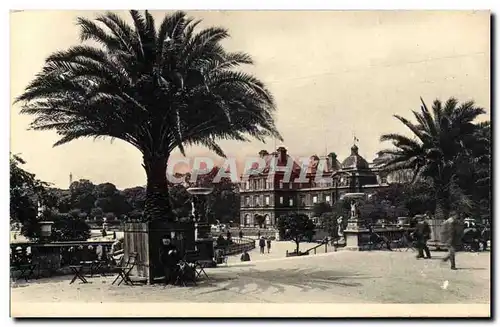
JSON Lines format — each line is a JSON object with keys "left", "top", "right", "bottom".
{"left": 379, "top": 97, "right": 487, "bottom": 221}
{"left": 15, "top": 10, "right": 282, "bottom": 222}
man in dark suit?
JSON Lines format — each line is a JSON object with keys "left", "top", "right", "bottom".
{"left": 159, "top": 237, "right": 180, "bottom": 285}
{"left": 414, "top": 215, "right": 432, "bottom": 259}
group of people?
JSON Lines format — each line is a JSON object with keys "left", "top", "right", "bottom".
{"left": 410, "top": 211, "right": 486, "bottom": 270}
{"left": 239, "top": 235, "right": 272, "bottom": 262}
{"left": 259, "top": 236, "right": 272, "bottom": 254}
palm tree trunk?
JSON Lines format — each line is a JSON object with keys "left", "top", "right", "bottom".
{"left": 432, "top": 189, "right": 450, "bottom": 243}
{"left": 142, "top": 154, "right": 173, "bottom": 222}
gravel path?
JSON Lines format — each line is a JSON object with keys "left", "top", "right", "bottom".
{"left": 11, "top": 250, "right": 490, "bottom": 305}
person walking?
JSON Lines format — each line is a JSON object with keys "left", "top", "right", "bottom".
{"left": 441, "top": 211, "right": 464, "bottom": 270}
{"left": 414, "top": 215, "right": 432, "bottom": 259}
{"left": 266, "top": 238, "right": 272, "bottom": 253}
{"left": 259, "top": 236, "right": 266, "bottom": 254}
{"left": 239, "top": 229, "right": 243, "bottom": 239}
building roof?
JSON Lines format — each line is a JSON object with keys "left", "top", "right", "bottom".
{"left": 246, "top": 147, "right": 302, "bottom": 177}
{"left": 341, "top": 144, "right": 370, "bottom": 170}
{"left": 306, "top": 153, "right": 341, "bottom": 177}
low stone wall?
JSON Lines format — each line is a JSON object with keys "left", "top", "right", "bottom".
{"left": 10, "top": 240, "right": 115, "bottom": 279}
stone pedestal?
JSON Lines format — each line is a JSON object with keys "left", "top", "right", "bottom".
{"left": 194, "top": 222, "right": 216, "bottom": 267}
{"left": 341, "top": 217, "right": 371, "bottom": 251}
{"left": 343, "top": 228, "right": 371, "bottom": 251}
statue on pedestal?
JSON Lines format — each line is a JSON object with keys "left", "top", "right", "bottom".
{"left": 350, "top": 201, "right": 358, "bottom": 219}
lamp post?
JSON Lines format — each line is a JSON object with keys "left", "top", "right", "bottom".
{"left": 186, "top": 187, "right": 215, "bottom": 264}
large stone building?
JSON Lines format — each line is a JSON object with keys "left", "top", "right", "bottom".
{"left": 239, "top": 144, "right": 404, "bottom": 227}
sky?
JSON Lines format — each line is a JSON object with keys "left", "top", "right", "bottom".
{"left": 10, "top": 10, "right": 490, "bottom": 190}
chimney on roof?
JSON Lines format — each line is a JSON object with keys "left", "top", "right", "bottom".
{"left": 276, "top": 146, "right": 287, "bottom": 164}
{"left": 328, "top": 152, "right": 340, "bottom": 171}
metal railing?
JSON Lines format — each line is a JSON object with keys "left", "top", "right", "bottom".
{"left": 222, "top": 237, "right": 256, "bottom": 256}
{"left": 304, "top": 240, "right": 329, "bottom": 255}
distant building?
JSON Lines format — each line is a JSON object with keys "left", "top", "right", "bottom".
{"left": 239, "top": 144, "right": 406, "bottom": 227}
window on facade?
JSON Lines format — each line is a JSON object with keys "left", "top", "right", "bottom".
{"left": 279, "top": 181, "right": 283, "bottom": 189}
{"left": 325, "top": 195, "right": 331, "bottom": 203}
{"left": 279, "top": 196, "right": 284, "bottom": 204}
{"left": 289, "top": 199, "right": 294, "bottom": 206}
{"left": 265, "top": 196, "right": 270, "bottom": 205}
{"left": 245, "top": 181, "right": 250, "bottom": 190}
{"left": 254, "top": 196, "right": 260, "bottom": 206}
{"left": 265, "top": 215, "right": 271, "bottom": 226}
{"left": 245, "top": 196, "right": 250, "bottom": 205}
{"left": 313, "top": 195, "right": 318, "bottom": 204}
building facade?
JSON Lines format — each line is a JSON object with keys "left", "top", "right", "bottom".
{"left": 239, "top": 144, "right": 404, "bottom": 227}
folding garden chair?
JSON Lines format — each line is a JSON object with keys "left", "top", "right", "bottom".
{"left": 112, "top": 253, "right": 138, "bottom": 286}
{"left": 174, "top": 260, "right": 197, "bottom": 287}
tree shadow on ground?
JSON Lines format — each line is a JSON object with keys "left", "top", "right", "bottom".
{"left": 195, "top": 267, "right": 371, "bottom": 295}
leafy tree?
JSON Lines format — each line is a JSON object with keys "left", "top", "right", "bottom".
{"left": 69, "top": 179, "right": 97, "bottom": 214}
{"left": 104, "top": 212, "right": 116, "bottom": 221}
{"left": 51, "top": 211, "right": 91, "bottom": 241}
{"left": 90, "top": 207, "right": 104, "bottom": 220}
{"left": 10, "top": 154, "right": 48, "bottom": 224}
{"left": 312, "top": 202, "right": 332, "bottom": 217}
{"left": 379, "top": 97, "right": 486, "bottom": 222}
{"left": 94, "top": 183, "right": 131, "bottom": 217}
{"left": 10, "top": 154, "right": 57, "bottom": 241}
{"left": 122, "top": 186, "right": 146, "bottom": 211}
{"left": 320, "top": 212, "right": 339, "bottom": 240}
{"left": 277, "top": 213, "right": 316, "bottom": 254}
{"left": 332, "top": 199, "right": 350, "bottom": 221}
{"left": 16, "top": 10, "right": 282, "bottom": 222}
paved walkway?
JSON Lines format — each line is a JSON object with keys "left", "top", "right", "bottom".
{"left": 226, "top": 240, "right": 334, "bottom": 264}
{"left": 11, "top": 250, "right": 490, "bottom": 305}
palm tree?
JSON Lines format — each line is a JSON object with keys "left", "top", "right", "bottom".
{"left": 379, "top": 97, "right": 485, "bottom": 222}
{"left": 15, "top": 10, "right": 282, "bottom": 222}
{"left": 455, "top": 121, "right": 491, "bottom": 222}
